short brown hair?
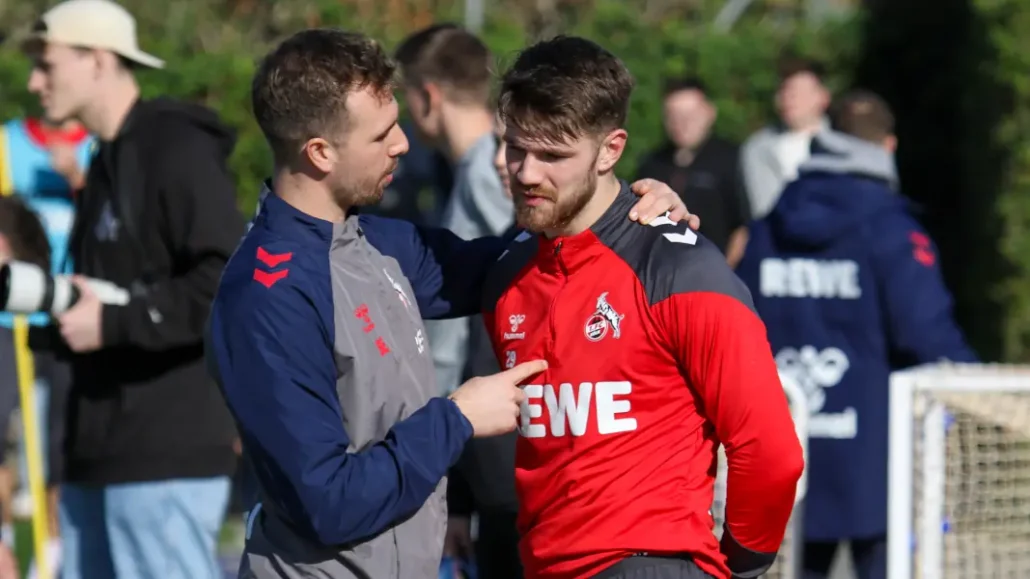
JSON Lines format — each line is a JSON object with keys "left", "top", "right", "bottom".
{"left": 498, "top": 36, "right": 635, "bottom": 144}
{"left": 251, "top": 28, "right": 396, "bottom": 162}
{"left": 777, "top": 54, "right": 826, "bottom": 83}
{"left": 0, "top": 195, "right": 50, "bottom": 271}
{"left": 831, "top": 90, "right": 895, "bottom": 143}
{"left": 394, "top": 24, "right": 493, "bottom": 105}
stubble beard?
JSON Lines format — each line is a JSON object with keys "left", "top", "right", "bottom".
{"left": 337, "top": 165, "right": 395, "bottom": 208}
{"left": 515, "top": 170, "right": 597, "bottom": 234}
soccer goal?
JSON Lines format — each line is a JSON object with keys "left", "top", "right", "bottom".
{"left": 888, "top": 363, "right": 1030, "bottom": 579}
{"left": 711, "top": 371, "right": 809, "bottom": 579}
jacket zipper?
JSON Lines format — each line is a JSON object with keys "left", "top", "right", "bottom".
{"left": 547, "top": 241, "right": 566, "bottom": 346}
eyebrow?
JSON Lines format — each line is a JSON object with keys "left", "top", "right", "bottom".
{"left": 374, "top": 119, "right": 397, "bottom": 141}
{"left": 505, "top": 135, "right": 574, "bottom": 154}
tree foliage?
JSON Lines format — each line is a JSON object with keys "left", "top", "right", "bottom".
{"left": 0, "top": 0, "right": 860, "bottom": 213}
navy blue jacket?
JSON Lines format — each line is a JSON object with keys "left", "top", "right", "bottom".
{"left": 210, "top": 190, "right": 505, "bottom": 549}
{"left": 736, "top": 132, "right": 977, "bottom": 541}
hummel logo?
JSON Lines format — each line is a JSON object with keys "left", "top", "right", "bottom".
{"left": 253, "top": 247, "right": 292, "bottom": 288}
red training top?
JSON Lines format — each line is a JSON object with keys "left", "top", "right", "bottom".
{"left": 480, "top": 185, "right": 804, "bottom": 579}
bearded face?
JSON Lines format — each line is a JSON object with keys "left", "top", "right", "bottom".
{"left": 505, "top": 129, "right": 603, "bottom": 235}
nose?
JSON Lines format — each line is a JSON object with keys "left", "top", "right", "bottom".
{"left": 389, "top": 126, "right": 410, "bottom": 158}
{"left": 514, "top": 153, "right": 544, "bottom": 188}
{"left": 27, "top": 69, "right": 45, "bottom": 94}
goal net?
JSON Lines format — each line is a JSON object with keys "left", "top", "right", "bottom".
{"left": 889, "top": 363, "right": 1030, "bottom": 579}
{"left": 712, "top": 371, "right": 808, "bottom": 579}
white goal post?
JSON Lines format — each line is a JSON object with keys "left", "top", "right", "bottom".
{"left": 888, "top": 363, "right": 1030, "bottom": 579}
{"left": 712, "top": 371, "right": 809, "bottom": 579}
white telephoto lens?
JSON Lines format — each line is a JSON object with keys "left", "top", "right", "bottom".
{"left": 49, "top": 276, "right": 78, "bottom": 315}
{"left": 1, "top": 261, "right": 48, "bottom": 314}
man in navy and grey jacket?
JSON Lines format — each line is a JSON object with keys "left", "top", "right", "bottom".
{"left": 207, "top": 29, "right": 695, "bottom": 579}
{"left": 736, "top": 90, "right": 977, "bottom": 579}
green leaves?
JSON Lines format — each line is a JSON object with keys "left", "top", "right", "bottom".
{"left": 0, "top": 0, "right": 860, "bottom": 238}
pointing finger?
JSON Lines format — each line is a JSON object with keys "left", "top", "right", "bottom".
{"left": 501, "top": 359, "right": 548, "bottom": 384}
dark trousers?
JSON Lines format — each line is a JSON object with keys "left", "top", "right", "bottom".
{"left": 475, "top": 509, "right": 522, "bottom": 579}
{"left": 803, "top": 537, "right": 887, "bottom": 579}
{"left": 594, "top": 555, "right": 713, "bottom": 579}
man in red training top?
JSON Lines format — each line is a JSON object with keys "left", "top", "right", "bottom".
{"left": 480, "top": 36, "right": 805, "bottom": 579}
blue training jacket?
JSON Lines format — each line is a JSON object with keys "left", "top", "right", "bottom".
{"left": 736, "top": 132, "right": 977, "bottom": 541}
{"left": 211, "top": 188, "right": 506, "bottom": 556}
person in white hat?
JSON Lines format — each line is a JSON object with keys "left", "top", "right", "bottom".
{"left": 21, "top": 0, "right": 163, "bottom": 136}
{"left": 19, "top": 1, "right": 246, "bottom": 578}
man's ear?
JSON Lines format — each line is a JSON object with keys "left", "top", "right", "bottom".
{"left": 597, "top": 129, "right": 628, "bottom": 174}
{"left": 302, "top": 137, "right": 337, "bottom": 175}
{"left": 423, "top": 83, "right": 444, "bottom": 116}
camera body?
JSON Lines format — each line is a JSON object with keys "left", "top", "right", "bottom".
{"left": 0, "top": 260, "right": 130, "bottom": 315}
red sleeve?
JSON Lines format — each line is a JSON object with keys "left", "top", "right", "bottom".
{"left": 652, "top": 291, "right": 804, "bottom": 574}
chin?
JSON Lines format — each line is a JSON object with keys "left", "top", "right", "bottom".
{"left": 515, "top": 209, "right": 554, "bottom": 233}
{"left": 357, "top": 189, "right": 385, "bottom": 207}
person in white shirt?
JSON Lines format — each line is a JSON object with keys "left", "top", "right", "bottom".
{"left": 740, "top": 56, "right": 831, "bottom": 219}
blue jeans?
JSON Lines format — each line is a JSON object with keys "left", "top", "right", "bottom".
{"left": 59, "top": 477, "right": 231, "bottom": 579}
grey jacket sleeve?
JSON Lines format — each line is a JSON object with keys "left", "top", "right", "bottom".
{"left": 740, "top": 129, "right": 784, "bottom": 220}
{"left": 427, "top": 146, "right": 514, "bottom": 394}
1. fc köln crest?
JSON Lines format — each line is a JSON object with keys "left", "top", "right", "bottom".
{"left": 584, "top": 292, "right": 625, "bottom": 342}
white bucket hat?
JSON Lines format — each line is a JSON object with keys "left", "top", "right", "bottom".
{"left": 21, "top": 0, "right": 164, "bottom": 69}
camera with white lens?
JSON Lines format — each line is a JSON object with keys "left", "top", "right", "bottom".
{"left": 0, "top": 260, "right": 131, "bottom": 315}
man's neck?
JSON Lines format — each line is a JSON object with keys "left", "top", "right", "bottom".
{"left": 440, "top": 104, "right": 494, "bottom": 164}
{"left": 81, "top": 77, "right": 141, "bottom": 141}
{"left": 789, "top": 117, "right": 825, "bottom": 135}
{"left": 272, "top": 169, "right": 347, "bottom": 223}
{"left": 546, "top": 174, "right": 622, "bottom": 238}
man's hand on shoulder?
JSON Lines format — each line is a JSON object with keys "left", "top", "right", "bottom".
{"left": 449, "top": 359, "right": 547, "bottom": 437}
{"left": 629, "top": 178, "right": 701, "bottom": 230}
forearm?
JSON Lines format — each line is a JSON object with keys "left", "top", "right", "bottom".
{"left": 247, "top": 397, "right": 474, "bottom": 546}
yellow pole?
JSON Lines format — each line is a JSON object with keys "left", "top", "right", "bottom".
{"left": 11, "top": 317, "right": 49, "bottom": 579}
{"left": 2, "top": 125, "right": 49, "bottom": 578}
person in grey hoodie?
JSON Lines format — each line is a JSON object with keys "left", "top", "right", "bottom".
{"left": 740, "top": 56, "right": 831, "bottom": 220}
{"left": 395, "top": 23, "right": 514, "bottom": 400}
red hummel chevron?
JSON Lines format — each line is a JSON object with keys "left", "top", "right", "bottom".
{"left": 254, "top": 268, "right": 289, "bottom": 288}
{"left": 257, "top": 247, "right": 293, "bottom": 268}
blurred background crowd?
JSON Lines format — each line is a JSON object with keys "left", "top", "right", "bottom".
{"left": 0, "top": 0, "right": 1026, "bottom": 578}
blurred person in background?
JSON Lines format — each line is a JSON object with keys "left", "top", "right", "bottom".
{"left": 395, "top": 23, "right": 515, "bottom": 400}
{"left": 0, "top": 195, "right": 52, "bottom": 578}
{"left": 741, "top": 55, "right": 831, "bottom": 219}
{"left": 0, "top": 115, "right": 92, "bottom": 574}
{"left": 442, "top": 118, "right": 522, "bottom": 579}
{"left": 735, "top": 90, "right": 977, "bottom": 579}
{"left": 635, "top": 77, "right": 750, "bottom": 267}
{"left": 20, "top": 0, "right": 246, "bottom": 577}
{"left": 394, "top": 25, "right": 515, "bottom": 579}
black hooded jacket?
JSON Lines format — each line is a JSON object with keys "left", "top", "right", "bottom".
{"left": 64, "top": 97, "right": 245, "bottom": 484}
